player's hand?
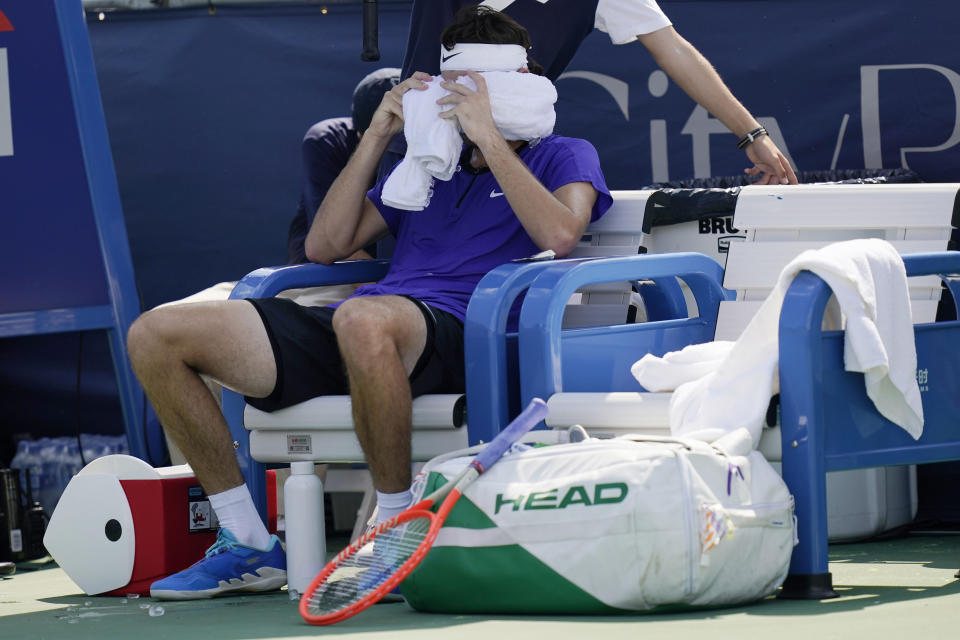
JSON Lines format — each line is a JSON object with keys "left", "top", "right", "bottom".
{"left": 744, "top": 135, "right": 798, "bottom": 185}
{"left": 437, "top": 71, "right": 502, "bottom": 148}
{"left": 365, "top": 72, "right": 432, "bottom": 139}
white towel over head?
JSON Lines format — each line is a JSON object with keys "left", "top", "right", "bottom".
{"left": 381, "top": 71, "right": 556, "bottom": 211}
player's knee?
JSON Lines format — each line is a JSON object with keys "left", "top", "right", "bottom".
{"left": 332, "top": 299, "right": 392, "bottom": 354}
{"left": 127, "top": 309, "right": 177, "bottom": 369}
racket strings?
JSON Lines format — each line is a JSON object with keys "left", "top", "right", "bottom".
{"left": 304, "top": 515, "right": 431, "bottom": 615}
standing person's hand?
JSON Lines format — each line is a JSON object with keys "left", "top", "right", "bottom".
{"left": 437, "top": 71, "right": 502, "bottom": 147}
{"left": 744, "top": 136, "right": 798, "bottom": 185}
{"left": 365, "top": 72, "right": 432, "bottom": 139}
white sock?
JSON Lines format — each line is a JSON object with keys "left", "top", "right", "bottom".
{"left": 375, "top": 489, "right": 413, "bottom": 525}
{"left": 208, "top": 485, "right": 272, "bottom": 550}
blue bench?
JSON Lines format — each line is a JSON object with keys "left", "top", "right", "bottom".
{"left": 778, "top": 252, "right": 960, "bottom": 597}
{"left": 516, "top": 247, "right": 960, "bottom": 598}
{"left": 518, "top": 183, "right": 959, "bottom": 547}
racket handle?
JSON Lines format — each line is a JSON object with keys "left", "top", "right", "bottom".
{"left": 473, "top": 397, "right": 548, "bottom": 472}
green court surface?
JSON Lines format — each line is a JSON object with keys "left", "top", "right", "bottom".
{"left": 2, "top": 535, "right": 958, "bottom": 640}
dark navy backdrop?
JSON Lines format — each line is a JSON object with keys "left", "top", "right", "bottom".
{"left": 85, "top": 2, "right": 412, "bottom": 309}
{"left": 0, "top": 1, "right": 110, "bottom": 312}
{"left": 83, "top": 0, "right": 960, "bottom": 309}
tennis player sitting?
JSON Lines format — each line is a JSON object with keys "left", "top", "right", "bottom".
{"left": 126, "top": 4, "right": 612, "bottom": 600}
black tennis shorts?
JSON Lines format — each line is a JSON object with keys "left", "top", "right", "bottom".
{"left": 244, "top": 296, "right": 465, "bottom": 412}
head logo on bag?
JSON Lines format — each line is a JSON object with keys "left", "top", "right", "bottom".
{"left": 494, "top": 482, "right": 628, "bottom": 514}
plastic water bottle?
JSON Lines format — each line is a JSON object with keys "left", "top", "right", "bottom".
{"left": 9, "top": 441, "right": 32, "bottom": 493}
{"left": 14, "top": 441, "right": 42, "bottom": 505}
{"left": 28, "top": 442, "right": 43, "bottom": 504}
{"left": 81, "top": 434, "right": 99, "bottom": 466}
{"left": 54, "top": 443, "right": 72, "bottom": 500}
{"left": 37, "top": 439, "right": 60, "bottom": 516}
{"left": 283, "top": 462, "right": 326, "bottom": 594}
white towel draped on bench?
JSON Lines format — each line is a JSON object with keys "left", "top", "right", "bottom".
{"left": 632, "top": 238, "right": 924, "bottom": 449}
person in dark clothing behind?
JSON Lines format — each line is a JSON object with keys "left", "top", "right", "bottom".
{"left": 287, "top": 68, "right": 400, "bottom": 264}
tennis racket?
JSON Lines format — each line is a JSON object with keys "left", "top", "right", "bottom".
{"left": 299, "top": 397, "right": 549, "bottom": 625}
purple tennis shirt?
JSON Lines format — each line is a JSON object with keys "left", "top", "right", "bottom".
{"left": 354, "top": 134, "right": 613, "bottom": 321}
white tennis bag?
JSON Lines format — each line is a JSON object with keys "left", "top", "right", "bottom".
{"left": 401, "top": 434, "right": 796, "bottom": 614}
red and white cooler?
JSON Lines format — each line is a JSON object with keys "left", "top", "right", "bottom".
{"left": 43, "top": 455, "right": 218, "bottom": 596}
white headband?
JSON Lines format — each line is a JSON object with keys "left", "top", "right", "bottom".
{"left": 439, "top": 43, "right": 528, "bottom": 72}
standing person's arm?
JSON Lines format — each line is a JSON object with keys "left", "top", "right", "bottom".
{"left": 305, "top": 73, "right": 433, "bottom": 263}
{"left": 638, "top": 26, "right": 798, "bottom": 185}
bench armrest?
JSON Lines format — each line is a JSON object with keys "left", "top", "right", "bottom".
{"left": 464, "top": 257, "right": 602, "bottom": 443}
{"left": 228, "top": 260, "right": 391, "bottom": 300}
{"left": 517, "top": 253, "right": 730, "bottom": 407}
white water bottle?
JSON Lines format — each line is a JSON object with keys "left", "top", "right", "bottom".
{"left": 283, "top": 462, "right": 326, "bottom": 595}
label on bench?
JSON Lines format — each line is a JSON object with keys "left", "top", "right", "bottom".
{"left": 286, "top": 434, "right": 312, "bottom": 455}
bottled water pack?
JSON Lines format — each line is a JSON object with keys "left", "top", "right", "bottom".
{"left": 10, "top": 434, "right": 129, "bottom": 516}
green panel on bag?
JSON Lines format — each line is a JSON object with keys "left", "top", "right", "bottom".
{"left": 400, "top": 544, "right": 624, "bottom": 614}
{"left": 424, "top": 471, "right": 498, "bottom": 530}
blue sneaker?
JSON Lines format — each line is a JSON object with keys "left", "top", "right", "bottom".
{"left": 150, "top": 529, "right": 287, "bottom": 600}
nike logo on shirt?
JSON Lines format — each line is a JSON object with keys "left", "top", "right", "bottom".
{"left": 442, "top": 52, "right": 463, "bottom": 63}
{"left": 490, "top": 190, "right": 505, "bottom": 198}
